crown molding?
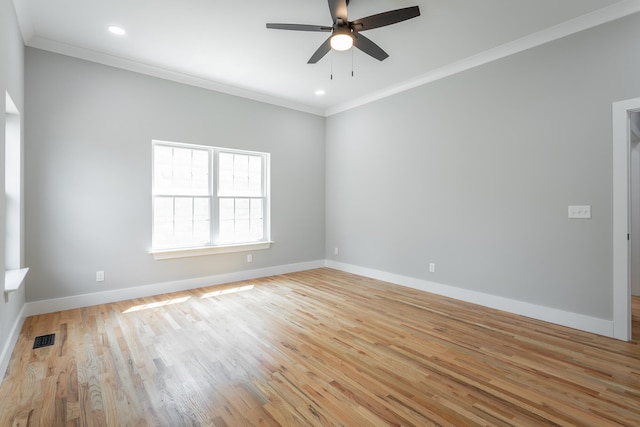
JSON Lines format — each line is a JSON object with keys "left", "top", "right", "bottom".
{"left": 15, "top": 0, "right": 640, "bottom": 117}
{"left": 326, "top": 0, "right": 640, "bottom": 116}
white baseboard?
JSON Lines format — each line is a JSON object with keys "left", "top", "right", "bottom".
{"left": 4, "top": 257, "right": 617, "bottom": 384}
{"left": 24, "top": 260, "right": 325, "bottom": 317}
{"left": 325, "top": 260, "right": 615, "bottom": 338}
{"left": 0, "top": 303, "right": 27, "bottom": 382}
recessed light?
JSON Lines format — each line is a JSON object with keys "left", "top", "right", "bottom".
{"left": 315, "top": 90, "right": 326, "bottom": 96}
{"left": 108, "top": 25, "right": 126, "bottom": 36}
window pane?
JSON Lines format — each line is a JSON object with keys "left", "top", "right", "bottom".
{"left": 174, "top": 198, "right": 193, "bottom": 244}
{"left": 154, "top": 146, "right": 173, "bottom": 194}
{"left": 174, "top": 220, "right": 192, "bottom": 244}
{"left": 172, "top": 148, "right": 192, "bottom": 195}
{"left": 192, "top": 149, "right": 210, "bottom": 195}
{"left": 250, "top": 219, "right": 263, "bottom": 241}
{"left": 250, "top": 199, "right": 263, "bottom": 219}
{"left": 154, "top": 197, "right": 173, "bottom": 221}
{"left": 219, "top": 198, "right": 234, "bottom": 220}
{"left": 250, "top": 198, "right": 263, "bottom": 241}
{"left": 154, "top": 220, "right": 174, "bottom": 247}
{"left": 219, "top": 220, "right": 235, "bottom": 244}
{"left": 234, "top": 155, "right": 249, "bottom": 194}
{"left": 249, "top": 156, "right": 262, "bottom": 195}
{"left": 194, "top": 198, "right": 209, "bottom": 221}
{"left": 193, "top": 220, "right": 210, "bottom": 243}
{"left": 216, "top": 197, "right": 264, "bottom": 244}
{"left": 153, "top": 197, "right": 172, "bottom": 248}
{"left": 193, "top": 198, "right": 210, "bottom": 244}
{"left": 153, "top": 196, "right": 211, "bottom": 248}
{"left": 154, "top": 145, "right": 209, "bottom": 196}
{"left": 174, "top": 198, "right": 193, "bottom": 221}
{"left": 218, "top": 152, "right": 263, "bottom": 197}
{"left": 218, "top": 152, "right": 234, "bottom": 195}
{"left": 235, "top": 219, "right": 250, "bottom": 242}
{"left": 236, "top": 198, "right": 250, "bottom": 219}
{"left": 153, "top": 197, "right": 174, "bottom": 247}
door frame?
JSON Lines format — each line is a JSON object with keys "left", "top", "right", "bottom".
{"left": 612, "top": 97, "right": 640, "bottom": 341}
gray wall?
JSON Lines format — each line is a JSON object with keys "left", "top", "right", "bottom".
{"left": 1, "top": 0, "right": 25, "bottom": 360}
{"left": 25, "top": 49, "right": 326, "bottom": 301}
{"left": 326, "top": 13, "right": 640, "bottom": 320}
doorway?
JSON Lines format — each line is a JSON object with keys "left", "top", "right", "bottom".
{"left": 631, "top": 112, "right": 640, "bottom": 298}
{"left": 612, "top": 98, "right": 640, "bottom": 341}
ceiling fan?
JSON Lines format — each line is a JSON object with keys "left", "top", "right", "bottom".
{"left": 266, "top": 0, "right": 420, "bottom": 64}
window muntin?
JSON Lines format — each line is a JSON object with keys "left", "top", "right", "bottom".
{"left": 152, "top": 141, "right": 269, "bottom": 250}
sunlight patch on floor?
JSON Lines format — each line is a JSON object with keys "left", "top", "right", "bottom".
{"left": 123, "top": 296, "right": 191, "bottom": 313}
{"left": 201, "top": 285, "right": 254, "bottom": 299}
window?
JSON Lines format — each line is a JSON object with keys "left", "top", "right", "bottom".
{"left": 5, "top": 91, "right": 29, "bottom": 293}
{"left": 5, "top": 92, "right": 20, "bottom": 270}
{"left": 151, "top": 141, "right": 270, "bottom": 259}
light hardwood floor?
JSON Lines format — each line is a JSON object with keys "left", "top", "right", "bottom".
{"left": 1, "top": 268, "right": 639, "bottom": 426}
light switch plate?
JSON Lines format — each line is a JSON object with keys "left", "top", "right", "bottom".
{"left": 568, "top": 205, "right": 591, "bottom": 219}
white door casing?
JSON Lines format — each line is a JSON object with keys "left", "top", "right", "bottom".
{"left": 612, "top": 97, "right": 640, "bottom": 341}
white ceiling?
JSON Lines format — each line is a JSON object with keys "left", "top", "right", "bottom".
{"left": 12, "top": 0, "right": 640, "bottom": 115}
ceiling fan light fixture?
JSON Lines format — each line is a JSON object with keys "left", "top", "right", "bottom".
{"left": 330, "top": 33, "right": 353, "bottom": 51}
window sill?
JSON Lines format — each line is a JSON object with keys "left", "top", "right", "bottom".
{"left": 149, "top": 241, "right": 273, "bottom": 260}
{"left": 4, "top": 268, "right": 29, "bottom": 294}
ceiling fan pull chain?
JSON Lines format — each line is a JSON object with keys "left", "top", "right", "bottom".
{"left": 331, "top": 50, "right": 334, "bottom": 80}
{"left": 351, "top": 48, "right": 354, "bottom": 77}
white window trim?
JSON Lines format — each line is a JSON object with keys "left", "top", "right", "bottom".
{"left": 4, "top": 268, "right": 29, "bottom": 294}
{"left": 151, "top": 140, "right": 271, "bottom": 259}
{"left": 149, "top": 241, "right": 273, "bottom": 260}
{"left": 5, "top": 92, "right": 28, "bottom": 296}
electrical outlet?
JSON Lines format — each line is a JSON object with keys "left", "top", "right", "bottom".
{"left": 334, "top": 247, "right": 339, "bottom": 255}
{"left": 247, "top": 254, "right": 253, "bottom": 263}
{"left": 429, "top": 263, "right": 436, "bottom": 273}
{"left": 96, "top": 271, "right": 105, "bottom": 282}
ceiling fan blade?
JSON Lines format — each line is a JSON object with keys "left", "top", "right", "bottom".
{"left": 308, "top": 37, "right": 332, "bottom": 64}
{"left": 353, "top": 33, "right": 388, "bottom": 61}
{"left": 328, "top": 0, "right": 348, "bottom": 22}
{"left": 351, "top": 6, "right": 420, "bottom": 31}
{"left": 266, "top": 23, "right": 332, "bottom": 32}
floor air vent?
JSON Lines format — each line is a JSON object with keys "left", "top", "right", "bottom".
{"left": 33, "top": 333, "right": 55, "bottom": 349}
